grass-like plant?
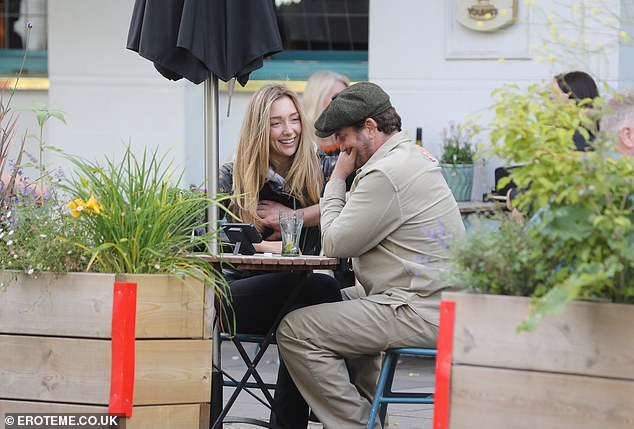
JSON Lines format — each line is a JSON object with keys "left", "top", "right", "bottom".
{"left": 60, "top": 146, "right": 231, "bottom": 300}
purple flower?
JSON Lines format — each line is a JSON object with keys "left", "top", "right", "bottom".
{"left": 27, "top": 21, "right": 33, "bottom": 29}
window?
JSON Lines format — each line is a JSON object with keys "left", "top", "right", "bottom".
{"left": 251, "top": 0, "right": 369, "bottom": 81}
{"left": 0, "top": 0, "right": 47, "bottom": 77}
{"left": 275, "top": 0, "right": 368, "bottom": 51}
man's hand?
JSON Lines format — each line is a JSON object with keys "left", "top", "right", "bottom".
{"left": 257, "top": 200, "right": 286, "bottom": 238}
{"left": 332, "top": 148, "right": 357, "bottom": 181}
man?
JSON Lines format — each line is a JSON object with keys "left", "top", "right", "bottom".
{"left": 601, "top": 88, "right": 634, "bottom": 157}
{"left": 276, "top": 82, "right": 465, "bottom": 428}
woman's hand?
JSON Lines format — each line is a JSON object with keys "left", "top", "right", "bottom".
{"left": 257, "top": 200, "right": 287, "bottom": 235}
{"left": 254, "top": 240, "right": 282, "bottom": 254}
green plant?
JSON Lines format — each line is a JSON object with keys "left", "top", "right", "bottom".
{"left": 448, "top": 213, "right": 551, "bottom": 298}
{"left": 454, "top": 83, "right": 634, "bottom": 331}
{"left": 0, "top": 39, "right": 232, "bottom": 301}
{"left": 1, "top": 101, "right": 87, "bottom": 280}
{"left": 60, "top": 146, "right": 232, "bottom": 300}
{"left": 439, "top": 123, "right": 476, "bottom": 164}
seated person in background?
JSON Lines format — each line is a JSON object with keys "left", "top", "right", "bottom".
{"left": 601, "top": 88, "right": 634, "bottom": 158}
{"left": 553, "top": 70, "right": 600, "bottom": 152}
{"left": 276, "top": 82, "right": 466, "bottom": 429}
{"left": 302, "top": 70, "right": 350, "bottom": 158}
{"left": 217, "top": 84, "right": 341, "bottom": 429}
{"left": 506, "top": 70, "right": 600, "bottom": 212}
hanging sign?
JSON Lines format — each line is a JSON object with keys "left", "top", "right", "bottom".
{"left": 456, "top": 0, "right": 518, "bottom": 32}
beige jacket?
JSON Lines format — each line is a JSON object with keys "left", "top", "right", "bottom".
{"left": 320, "top": 131, "right": 465, "bottom": 324}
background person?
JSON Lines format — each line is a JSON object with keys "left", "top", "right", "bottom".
{"left": 601, "top": 88, "right": 634, "bottom": 157}
{"left": 217, "top": 84, "right": 341, "bottom": 429}
{"left": 302, "top": 70, "right": 350, "bottom": 157}
{"left": 553, "top": 70, "right": 600, "bottom": 152}
{"left": 276, "top": 82, "right": 465, "bottom": 429}
{"left": 506, "top": 70, "right": 600, "bottom": 213}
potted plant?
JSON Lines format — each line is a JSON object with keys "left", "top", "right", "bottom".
{"left": 432, "top": 84, "right": 634, "bottom": 429}
{"left": 439, "top": 123, "right": 477, "bottom": 202}
{"left": 0, "top": 92, "right": 230, "bottom": 425}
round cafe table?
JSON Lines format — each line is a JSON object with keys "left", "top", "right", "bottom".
{"left": 200, "top": 253, "right": 339, "bottom": 428}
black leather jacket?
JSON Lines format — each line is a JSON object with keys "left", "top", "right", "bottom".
{"left": 218, "top": 162, "right": 321, "bottom": 258}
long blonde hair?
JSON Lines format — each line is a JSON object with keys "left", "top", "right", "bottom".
{"left": 302, "top": 71, "right": 350, "bottom": 146}
{"left": 231, "top": 84, "right": 323, "bottom": 230}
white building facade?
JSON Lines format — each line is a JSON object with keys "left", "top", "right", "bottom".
{"left": 7, "top": 0, "right": 634, "bottom": 198}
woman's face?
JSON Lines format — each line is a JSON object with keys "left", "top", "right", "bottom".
{"left": 269, "top": 96, "right": 302, "bottom": 167}
{"left": 552, "top": 79, "right": 566, "bottom": 96}
{"left": 322, "top": 80, "right": 348, "bottom": 110}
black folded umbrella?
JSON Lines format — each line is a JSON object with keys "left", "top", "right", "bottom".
{"left": 127, "top": 0, "right": 282, "bottom": 85}
{"left": 126, "top": 0, "right": 282, "bottom": 237}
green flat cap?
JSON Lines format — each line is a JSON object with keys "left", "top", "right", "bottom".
{"left": 314, "top": 82, "right": 392, "bottom": 138}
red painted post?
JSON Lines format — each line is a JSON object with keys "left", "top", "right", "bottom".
{"left": 108, "top": 282, "right": 137, "bottom": 417}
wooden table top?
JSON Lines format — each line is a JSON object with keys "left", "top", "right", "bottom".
{"left": 458, "top": 200, "right": 506, "bottom": 214}
{"left": 199, "top": 253, "right": 340, "bottom": 271}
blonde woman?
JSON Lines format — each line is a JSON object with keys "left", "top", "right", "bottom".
{"left": 302, "top": 70, "right": 350, "bottom": 154}
{"left": 217, "top": 84, "right": 341, "bottom": 429}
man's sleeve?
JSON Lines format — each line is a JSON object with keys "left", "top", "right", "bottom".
{"left": 320, "top": 171, "right": 402, "bottom": 258}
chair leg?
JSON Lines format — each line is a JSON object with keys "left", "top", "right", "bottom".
{"left": 367, "top": 348, "right": 436, "bottom": 429}
{"left": 379, "top": 351, "right": 399, "bottom": 427}
{"left": 367, "top": 351, "right": 398, "bottom": 429}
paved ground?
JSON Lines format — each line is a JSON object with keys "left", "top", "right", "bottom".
{"left": 217, "top": 341, "right": 435, "bottom": 429}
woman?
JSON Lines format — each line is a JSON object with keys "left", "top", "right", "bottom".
{"left": 507, "top": 70, "right": 600, "bottom": 212}
{"left": 553, "top": 70, "right": 600, "bottom": 151}
{"left": 302, "top": 70, "right": 350, "bottom": 156}
{"left": 218, "top": 84, "right": 341, "bottom": 429}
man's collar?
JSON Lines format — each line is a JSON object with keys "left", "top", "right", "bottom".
{"left": 359, "top": 130, "right": 409, "bottom": 171}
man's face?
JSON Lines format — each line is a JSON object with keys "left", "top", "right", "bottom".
{"left": 335, "top": 125, "right": 375, "bottom": 169}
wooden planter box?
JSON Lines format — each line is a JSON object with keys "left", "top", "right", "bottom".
{"left": 434, "top": 292, "right": 634, "bottom": 429}
{"left": 0, "top": 271, "right": 214, "bottom": 429}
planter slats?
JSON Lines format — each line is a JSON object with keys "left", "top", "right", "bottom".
{"left": 0, "top": 272, "right": 210, "bottom": 339}
{"left": 0, "top": 402, "right": 210, "bottom": 429}
{"left": 445, "top": 292, "right": 634, "bottom": 379}
{"left": 437, "top": 292, "right": 634, "bottom": 429}
{"left": 0, "top": 272, "right": 117, "bottom": 337}
{"left": 0, "top": 271, "right": 214, "bottom": 427}
{"left": 134, "top": 339, "right": 212, "bottom": 405}
{"left": 117, "top": 274, "right": 210, "bottom": 339}
{"left": 0, "top": 335, "right": 111, "bottom": 404}
{"left": 450, "top": 365, "right": 634, "bottom": 429}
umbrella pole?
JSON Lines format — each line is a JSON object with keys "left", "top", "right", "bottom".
{"left": 205, "top": 73, "right": 225, "bottom": 427}
{"left": 204, "top": 73, "right": 220, "bottom": 253}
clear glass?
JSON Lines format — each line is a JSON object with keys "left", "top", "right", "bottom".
{"left": 279, "top": 209, "right": 304, "bottom": 256}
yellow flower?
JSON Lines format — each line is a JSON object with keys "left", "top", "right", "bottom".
{"left": 620, "top": 31, "right": 631, "bottom": 43}
{"left": 67, "top": 195, "right": 102, "bottom": 218}
{"left": 85, "top": 195, "right": 103, "bottom": 214}
{"left": 476, "top": 20, "right": 484, "bottom": 28}
{"left": 500, "top": 8, "right": 508, "bottom": 16}
{"left": 67, "top": 198, "right": 87, "bottom": 218}
{"left": 498, "top": 57, "right": 506, "bottom": 64}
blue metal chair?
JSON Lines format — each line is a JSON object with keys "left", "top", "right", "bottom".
{"left": 366, "top": 347, "right": 437, "bottom": 429}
